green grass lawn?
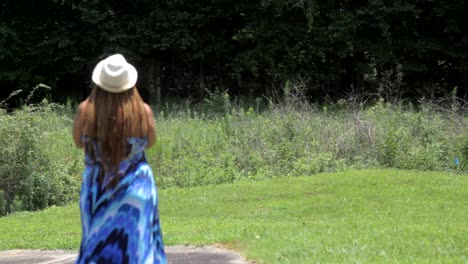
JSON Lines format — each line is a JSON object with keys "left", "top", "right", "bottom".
{"left": 0, "top": 169, "right": 466, "bottom": 263}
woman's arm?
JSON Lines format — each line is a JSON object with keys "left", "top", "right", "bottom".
{"left": 145, "top": 103, "right": 157, "bottom": 149}
{"left": 73, "top": 100, "right": 87, "bottom": 149}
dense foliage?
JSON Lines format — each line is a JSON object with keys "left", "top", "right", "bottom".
{"left": 1, "top": 0, "right": 466, "bottom": 103}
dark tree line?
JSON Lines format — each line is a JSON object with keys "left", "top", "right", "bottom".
{"left": 1, "top": 0, "right": 467, "bottom": 104}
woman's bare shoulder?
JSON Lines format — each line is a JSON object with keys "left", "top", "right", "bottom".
{"left": 78, "top": 99, "right": 88, "bottom": 111}
{"left": 143, "top": 103, "right": 154, "bottom": 116}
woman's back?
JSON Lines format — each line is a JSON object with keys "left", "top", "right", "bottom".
{"left": 81, "top": 135, "right": 148, "bottom": 188}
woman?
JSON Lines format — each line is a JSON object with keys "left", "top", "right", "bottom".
{"left": 73, "top": 54, "right": 167, "bottom": 264}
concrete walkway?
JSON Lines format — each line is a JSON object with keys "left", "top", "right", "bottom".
{"left": 0, "top": 246, "right": 249, "bottom": 264}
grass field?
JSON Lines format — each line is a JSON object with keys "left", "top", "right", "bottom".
{"left": 0, "top": 169, "right": 466, "bottom": 263}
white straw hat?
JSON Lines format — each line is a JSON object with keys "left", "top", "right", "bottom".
{"left": 92, "top": 54, "right": 138, "bottom": 93}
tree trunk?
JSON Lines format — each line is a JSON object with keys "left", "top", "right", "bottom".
{"left": 263, "top": 77, "right": 271, "bottom": 99}
{"left": 147, "top": 58, "right": 156, "bottom": 103}
{"left": 155, "top": 59, "right": 161, "bottom": 103}
{"left": 460, "top": 5, "right": 468, "bottom": 98}
{"left": 199, "top": 62, "right": 205, "bottom": 96}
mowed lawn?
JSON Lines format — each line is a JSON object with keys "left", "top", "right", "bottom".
{"left": 0, "top": 169, "right": 466, "bottom": 263}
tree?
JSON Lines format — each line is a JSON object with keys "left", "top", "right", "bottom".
{"left": 1, "top": 0, "right": 466, "bottom": 102}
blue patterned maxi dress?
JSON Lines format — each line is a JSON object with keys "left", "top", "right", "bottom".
{"left": 76, "top": 136, "right": 166, "bottom": 264}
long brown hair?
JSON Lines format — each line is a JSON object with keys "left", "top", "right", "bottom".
{"left": 81, "top": 86, "right": 148, "bottom": 169}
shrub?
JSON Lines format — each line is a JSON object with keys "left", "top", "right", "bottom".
{"left": 0, "top": 101, "right": 81, "bottom": 216}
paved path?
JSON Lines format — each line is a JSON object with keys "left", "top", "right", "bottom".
{"left": 0, "top": 246, "right": 248, "bottom": 264}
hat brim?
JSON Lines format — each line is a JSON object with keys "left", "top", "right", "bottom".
{"left": 91, "top": 59, "right": 138, "bottom": 93}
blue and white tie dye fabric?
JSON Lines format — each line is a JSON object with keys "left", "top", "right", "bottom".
{"left": 76, "top": 136, "right": 166, "bottom": 264}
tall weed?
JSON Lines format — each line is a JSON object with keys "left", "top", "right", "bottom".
{"left": 147, "top": 98, "right": 467, "bottom": 188}
{"left": 1, "top": 88, "right": 466, "bottom": 215}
